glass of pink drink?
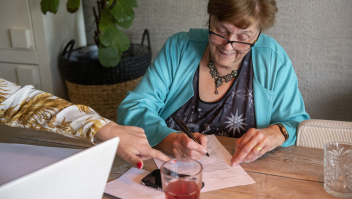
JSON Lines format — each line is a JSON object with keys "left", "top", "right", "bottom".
{"left": 161, "top": 158, "right": 203, "bottom": 199}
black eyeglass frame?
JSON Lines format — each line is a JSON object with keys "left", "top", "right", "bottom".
{"left": 208, "top": 29, "right": 261, "bottom": 50}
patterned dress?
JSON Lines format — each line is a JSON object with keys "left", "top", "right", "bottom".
{"left": 0, "top": 78, "right": 111, "bottom": 143}
{"left": 165, "top": 50, "right": 256, "bottom": 138}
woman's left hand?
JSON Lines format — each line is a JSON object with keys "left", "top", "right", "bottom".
{"left": 94, "top": 122, "right": 171, "bottom": 169}
{"left": 231, "top": 125, "right": 285, "bottom": 166}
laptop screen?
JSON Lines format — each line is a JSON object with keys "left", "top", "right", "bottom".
{"left": 0, "top": 137, "right": 119, "bottom": 199}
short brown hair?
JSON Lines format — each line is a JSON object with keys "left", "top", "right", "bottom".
{"left": 207, "top": 0, "right": 278, "bottom": 31}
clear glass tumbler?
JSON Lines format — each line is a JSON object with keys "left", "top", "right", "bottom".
{"left": 324, "top": 142, "right": 352, "bottom": 198}
{"left": 161, "top": 158, "right": 203, "bottom": 199}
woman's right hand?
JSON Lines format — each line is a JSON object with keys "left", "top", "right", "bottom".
{"left": 157, "top": 132, "right": 208, "bottom": 160}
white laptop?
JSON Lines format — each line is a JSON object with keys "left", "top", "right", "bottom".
{"left": 0, "top": 137, "right": 119, "bottom": 199}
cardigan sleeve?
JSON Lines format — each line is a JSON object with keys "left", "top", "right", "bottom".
{"left": 0, "top": 78, "right": 111, "bottom": 143}
{"left": 269, "top": 59, "right": 310, "bottom": 146}
{"left": 117, "top": 34, "right": 184, "bottom": 147}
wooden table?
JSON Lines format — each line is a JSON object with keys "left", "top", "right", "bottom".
{"left": 9, "top": 130, "right": 336, "bottom": 199}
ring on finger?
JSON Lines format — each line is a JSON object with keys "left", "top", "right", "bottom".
{"left": 255, "top": 146, "right": 263, "bottom": 152}
{"left": 182, "top": 153, "right": 187, "bottom": 158}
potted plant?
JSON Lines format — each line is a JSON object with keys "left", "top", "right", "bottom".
{"left": 40, "top": 0, "right": 151, "bottom": 121}
{"left": 41, "top": 0, "right": 142, "bottom": 67}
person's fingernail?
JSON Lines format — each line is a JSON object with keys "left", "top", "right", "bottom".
{"left": 232, "top": 162, "right": 237, "bottom": 167}
{"left": 137, "top": 162, "right": 143, "bottom": 169}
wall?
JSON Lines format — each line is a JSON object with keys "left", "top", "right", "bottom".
{"left": 83, "top": 0, "right": 352, "bottom": 121}
{"left": 40, "top": 0, "right": 87, "bottom": 99}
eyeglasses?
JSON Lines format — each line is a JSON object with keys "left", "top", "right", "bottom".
{"left": 208, "top": 29, "right": 261, "bottom": 51}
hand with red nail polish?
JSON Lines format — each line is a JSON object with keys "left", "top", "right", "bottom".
{"left": 137, "top": 162, "right": 143, "bottom": 169}
{"left": 94, "top": 122, "right": 171, "bottom": 169}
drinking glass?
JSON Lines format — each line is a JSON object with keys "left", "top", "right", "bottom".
{"left": 160, "top": 158, "right": 203, "bottom": 199}
{"left": 324, "top": 142, "right": 352, "bottom": 198}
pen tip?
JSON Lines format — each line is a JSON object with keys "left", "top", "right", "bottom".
{"left": 206, "top": 153, "right": 210, "bottom": 157}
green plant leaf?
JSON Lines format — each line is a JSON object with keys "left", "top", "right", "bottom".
{"left": 120, "top": 0, "right": 138, "bottom": 8}
{"left": 98, "top": 44, "right": 121, "bottom": 68}
{"left": 115, "top": 28, "right": 130, "bottom": 52}
{"left": 99, "top": 10, "right": 119, "bottom": 47}
{"left": 99, "top": 9, "right": 130, "bottom": 52}
{"left": 40, "top": 0, "right": 60, "bottom": 14}
{"left": 99, "top": 9, "right": 114, "bottom": 32}
{"left": 110, "top": 0, "right": 135, "bottom": 29}
{"left": 66, "top": 0, "right": 80, "bottom": 13}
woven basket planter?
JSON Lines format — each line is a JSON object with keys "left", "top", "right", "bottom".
{"left": 65, "top": 77, "right": 142, "bottom": 121}
{"left": 60, "top": 29, "right": 151, "bottom": 121}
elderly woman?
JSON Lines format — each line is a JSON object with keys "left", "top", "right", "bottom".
{"left": 118, "top": 0, "right": 309, "bottom": 166}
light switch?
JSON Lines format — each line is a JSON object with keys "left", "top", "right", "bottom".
{"left": 9, "top": 29, "right": 32, "bottom": 49}
{"left": 16, "top": 66, "right": 38, "bottom": 88}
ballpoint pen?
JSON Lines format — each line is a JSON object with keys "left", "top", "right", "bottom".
{"left": 172, "top": 115, "right": 210, "bottom": 157}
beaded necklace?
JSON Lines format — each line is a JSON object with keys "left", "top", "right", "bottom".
{"left": 207, "top": 61, "right": 238, "bottom": 94}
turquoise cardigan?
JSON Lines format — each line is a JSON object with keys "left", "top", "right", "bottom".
{"left": 117, "top": 29, "right": 310, "bottom": 147}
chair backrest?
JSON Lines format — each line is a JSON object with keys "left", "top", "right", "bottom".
{"left": 296, "top": 119, "right": 352, "bottom": 149}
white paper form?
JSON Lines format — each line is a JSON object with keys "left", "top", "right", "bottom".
{"left": 154, "top": 134, "right": 255, "bottom": 192}
{"left": 104, "top": 167, "right": 165, "bottom": 199}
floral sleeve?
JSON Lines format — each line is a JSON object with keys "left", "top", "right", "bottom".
{"left": 0, "top": 78, "right": 111, "bottom": 143}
